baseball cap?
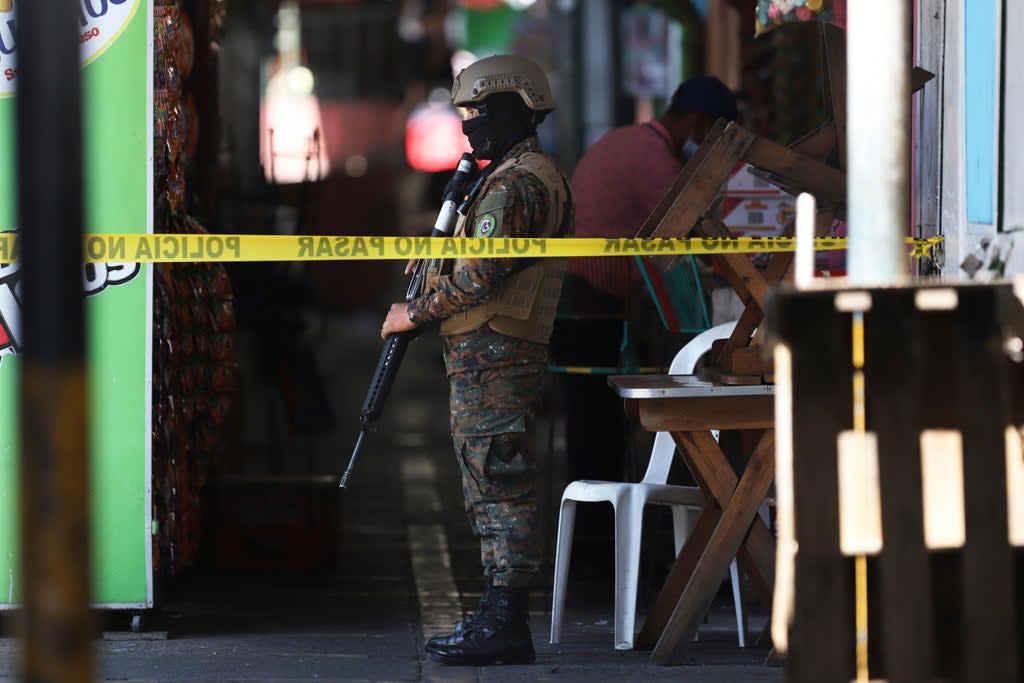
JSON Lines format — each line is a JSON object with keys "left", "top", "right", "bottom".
{"left": 668, "top": 76, "right": 738, "bottom": 122}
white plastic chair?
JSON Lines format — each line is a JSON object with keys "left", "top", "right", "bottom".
{"left": 549, "top": 321, "right": 747, "bottom": 650}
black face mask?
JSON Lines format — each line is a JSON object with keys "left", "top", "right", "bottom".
{"left": 462, "top": 95, "right": 537, "bottom": 161}
{"left": 462, "top": 117, "right": 498, "bottom": 160}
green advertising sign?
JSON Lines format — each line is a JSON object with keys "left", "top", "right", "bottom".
{"left": 0, "top": 0, "right": 153, "bottom": 607}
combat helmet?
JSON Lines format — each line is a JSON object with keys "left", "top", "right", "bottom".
{"left": 451, "top": 55, "right": 554, "bottom": 112}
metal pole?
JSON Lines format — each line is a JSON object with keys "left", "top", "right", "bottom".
{"left": 581, "top": 0, "right": 615, "bottom": 147}
{"left": 15, "top": 0, "right": 94, "bottom": 681}
{"left": 847, "top": 0, "right": 912, "bottom": 285}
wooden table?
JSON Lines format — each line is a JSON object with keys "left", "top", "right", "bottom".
{"left": 609, "top": 373, "right": 776, "bottom": 665}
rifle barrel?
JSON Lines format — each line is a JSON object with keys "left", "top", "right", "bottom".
{"left": 339, "top": 429, "right": 367, "bottom": 489}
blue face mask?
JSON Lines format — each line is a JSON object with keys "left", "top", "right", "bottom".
{"left": 680, "top": 138, "right": 700, "bottom": 162}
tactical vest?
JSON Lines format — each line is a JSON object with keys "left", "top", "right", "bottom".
{"left": 439, "top": 151, "right": 571, "bottom": 343}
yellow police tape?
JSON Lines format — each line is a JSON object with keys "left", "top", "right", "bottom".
{"left": 0, "top": 233, "right": 944, "bottom": 264}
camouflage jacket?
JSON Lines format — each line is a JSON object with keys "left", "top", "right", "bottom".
{"left": 407, "top": 137, "right": 574, "bottom": 372}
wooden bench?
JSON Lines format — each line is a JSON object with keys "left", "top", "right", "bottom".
{"left": 609, "top": 373, "right": 776, "bottom": 665}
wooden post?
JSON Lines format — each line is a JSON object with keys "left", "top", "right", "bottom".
{"left": 15, "top": 2, "right": 94, "bottom": 682}
{"left": 770, "top": 284, "right": 1023, "bottom": 682}
{"left": 954, "top": 288, "right": 1017, "bottom": 683}
{"left": 866, "top": 290, "right": 932, "bottom": 683}
{"left": 770, "top": 290, "right": 855, "bottom": 683}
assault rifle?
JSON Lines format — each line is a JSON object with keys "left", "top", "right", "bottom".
{"left": 339, "top": 153, "right": 480, "bottom": 489}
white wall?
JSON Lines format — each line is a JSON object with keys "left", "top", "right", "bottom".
{"left": 931, "top": 0, "right": 1024, "bottom": 280}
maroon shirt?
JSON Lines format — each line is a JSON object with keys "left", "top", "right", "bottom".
{"left": 567, "top": 120, "right": 683, "bottom": 309}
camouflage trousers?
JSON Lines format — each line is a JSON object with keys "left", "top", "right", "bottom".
{"left": 449, "top": 362, "right": 546, "bottom": 588}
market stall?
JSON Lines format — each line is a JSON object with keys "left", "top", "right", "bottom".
{"left": 0, "top": 0, "right": 235, "bottom": 626}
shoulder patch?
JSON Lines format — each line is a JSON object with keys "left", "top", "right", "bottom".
{"left": 476, "top": 190, "right": 508, "bottom": 215}
{"left": 474, "top": 212, "right": 499, "bottom": 237}
{"left": 473, "top": 190, "right": 507, "bottom": 238}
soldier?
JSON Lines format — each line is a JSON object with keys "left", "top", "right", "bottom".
{"left": 380, "top": 54, "right": 573, "bottom": 665}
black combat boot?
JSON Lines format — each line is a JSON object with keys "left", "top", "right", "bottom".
{"left": 424, "top": 580, "right": 493, "bottom": 649}
{"left": 423, "top": 585, "right": 535, "bottom": 665}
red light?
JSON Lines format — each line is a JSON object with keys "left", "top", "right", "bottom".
{"left": 405, "top": 103, "right": 472, "bottom": 173}
{"left": 455, "top": 0, "right": 505, "bottom": 7}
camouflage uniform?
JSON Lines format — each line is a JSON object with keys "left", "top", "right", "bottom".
{"left": 408, "top": 136, "right": 574, "bottom": 589}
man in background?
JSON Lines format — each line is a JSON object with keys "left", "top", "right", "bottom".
{"left": 550, "top": 76, "right": 737, "bottom": 563}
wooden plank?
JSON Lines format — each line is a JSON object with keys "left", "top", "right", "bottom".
{"left": 648, "top": 123, "right": 758, "bottom": 270}
{"left": 712, "top": 224, "right": 796, "bottom": 368}
{"left": 866, "top": 290, "right": 933, "bottom": 683}
{"left": 681, "top": 430, "right": 777, "bottom": 587}
{"left": 735, "top": 544, "right": 775, "bottom": 620}
{"left": 632, "top": 395, "right": 775, "bottom": 432}
{"left": 722, "top": 346, "right": 773, "bottom": 376}
{"left": 822, "top": 23, "right": 847, "bottom": 171}
{"left": 635, "top": 498, "right": 722, "bottom": 649}
{"left": 954, "top": 289, "right": 1018, "bottom": 683}
{"left": 1008, "top": 287, "right": 1024, "bottom": 427}
{"left": 772, "top": 290, "right": 854, "bottom": 683}
{"left": 710, "top": 341, "right": 772, "bottom": 375}
{"left": 751, "top": 323, "right": 768, "bottom": 349}
{"left": 745, "top": 136, "right": 847, "bottom": 207}
{"left": 711, "top": 208, "right": 833, "bottom": 371}
{"left": 710, "top": 306, "right": 768, "bottom": 374}
{"left": 651, "top": 431, "right": 777, "bottom": 664}
{"left": 917, "top": 292, "right": 967, "bottom": 680}
{"left": 633, "top": 432, "right": 750, "bottom": 651}
{"left": 699, "top": 365, "right": 767, "bottom": 386}
{"left": 622, "top": 397, "right": 640, "bottom": 422}
{"left": 636, "top": 119, "right": 728, "bottom": 240}
{"left": 790, "top": 121, "right": 837, "bottom": 162}
{"left": 667, "top": 429, "right": 779, "bottom": 616}
{"left": 709, "top": 255, "right": 760, "bottom": 317}
{"left": 699, "top": 216, "right": 771, "bottom": 311}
